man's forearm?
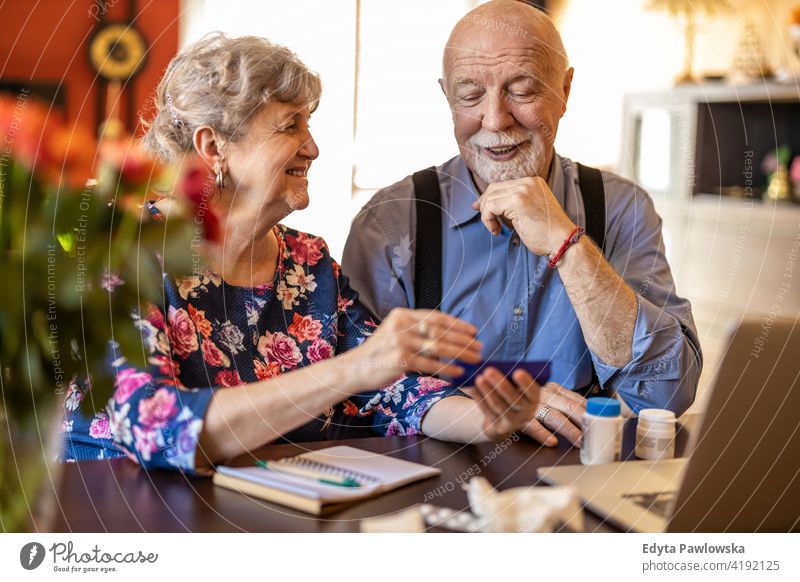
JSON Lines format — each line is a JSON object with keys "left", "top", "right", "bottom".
{"left": 555, "top": 236, "right": 638, "bottom": 368}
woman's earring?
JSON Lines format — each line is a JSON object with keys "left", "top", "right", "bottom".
{"left": 215, "top": 153, "right": 227, "bottom": 191}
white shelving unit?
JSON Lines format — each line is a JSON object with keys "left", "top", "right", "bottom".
{"left": 620, "top": 82, "right": 800, "bottom": 411}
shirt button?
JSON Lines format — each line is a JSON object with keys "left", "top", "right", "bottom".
{"left": 513, "top": 306, "right": 524, "bottom": 316}
{"left": 511, "top": 236, "right": 520, "bottom": 246}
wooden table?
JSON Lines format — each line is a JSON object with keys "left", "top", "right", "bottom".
{"left": 47, "top": 417, "right": 696, "bottom": 532}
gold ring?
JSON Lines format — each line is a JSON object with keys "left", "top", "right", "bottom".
{"left": 420, "top": 339, "right": 435, "bottom": 358}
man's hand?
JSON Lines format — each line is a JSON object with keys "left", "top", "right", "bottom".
{"left": 522, "top": 382, "right": 587, "bottom": 447}
{"left": 471, "top": 176, "right": 575, "bottom": 256}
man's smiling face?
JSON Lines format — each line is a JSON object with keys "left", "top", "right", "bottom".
{"left": 441, "top": 8, "right": 572, "bottom": 191}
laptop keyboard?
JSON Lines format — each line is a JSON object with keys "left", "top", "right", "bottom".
{"left": 622, "top": 491, "right": 675, "bottom": 518}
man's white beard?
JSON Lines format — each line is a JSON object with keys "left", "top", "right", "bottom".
{"left": 465, "top": 127, "right": 548, "bottom": 185}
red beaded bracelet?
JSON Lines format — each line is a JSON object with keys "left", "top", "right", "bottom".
{"left": 547, "top": 226, "right": 585, "bottom": 268}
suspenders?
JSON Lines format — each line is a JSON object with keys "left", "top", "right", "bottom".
{"left": 411, "top": 167, "right": 444, "bottom": 311}
{"left": 411, "top": 162, "right": 607, "bottom": 393}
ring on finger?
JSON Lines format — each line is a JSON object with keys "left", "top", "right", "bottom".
{"left": 509, "top": 404, "right": 522, "bottom": 413}
{"left": 417, "top": 322, "right": 430, "bottom": 338}
{"left": 535, "top": 405, "right": 553, "bottom": 423}
{"left": 420, "top": 338, "right": 435, "bottom": 358}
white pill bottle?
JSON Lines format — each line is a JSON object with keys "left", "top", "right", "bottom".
{"left": 635, "top": 408, "right": 676, "bottom": 460}
{"left": 580, "top": 397, "right": 623, "bottom": 465}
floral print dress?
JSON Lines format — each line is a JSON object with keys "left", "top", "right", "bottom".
{"left": 61, "top": 224, "right": 462, "bottom": 474}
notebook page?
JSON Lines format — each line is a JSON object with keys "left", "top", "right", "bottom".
{"left": 292, "top": 446, "right": 441, "bottom": 490}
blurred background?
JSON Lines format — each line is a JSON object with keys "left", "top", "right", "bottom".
{"left": 2, "top": 0, "right": 800, "bottom": 411}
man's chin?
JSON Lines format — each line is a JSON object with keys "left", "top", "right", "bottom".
{"left": 474, "top": 164, "right": 541, "bottom": 185}
{"left": 465, "top": 152, "right": 544, "bottom": 185}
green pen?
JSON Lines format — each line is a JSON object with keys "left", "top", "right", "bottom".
{"left": 256, "top": 460, "right": 361, "bottom": 487}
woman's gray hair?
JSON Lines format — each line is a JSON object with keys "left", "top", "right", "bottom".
{"left": 142, "top": 32, "right": 321, "bottom": 162}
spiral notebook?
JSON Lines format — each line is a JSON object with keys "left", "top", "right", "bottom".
{"left": 213, "top": 446, "right": 441, "bottom": 515}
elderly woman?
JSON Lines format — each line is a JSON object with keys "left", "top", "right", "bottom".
{"left": 62, "top": 33, "right": 540, "bottom": 474}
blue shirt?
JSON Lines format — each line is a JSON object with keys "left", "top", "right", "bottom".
{"left": 342, "top": 154, "right": 702, "bottom": 415}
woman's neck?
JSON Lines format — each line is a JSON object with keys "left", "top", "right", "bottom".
{"left": 203, "top": 221, "right": 280, "bottom": 288}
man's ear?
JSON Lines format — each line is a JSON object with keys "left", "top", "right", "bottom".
{"left": 193, "top": 126, "right": 223, "bottom": 169}
{"left": 438, "top": 78, "right": 448, "bottom": 99}
{"left": 561, "top": 67, "right": 574, "bottom": 116}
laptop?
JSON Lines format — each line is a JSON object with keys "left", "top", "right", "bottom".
{"left": 538, "top": 317, "right": 800, "bottom": 532}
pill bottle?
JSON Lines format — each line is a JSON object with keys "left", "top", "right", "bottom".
{"left": 580, "top": 397, "right": 623, "bottom": 465}
{"left": 635, "top": 408, "right": 676, "bottom": 460}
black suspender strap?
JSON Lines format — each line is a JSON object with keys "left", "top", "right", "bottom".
{"left": 576, "top": 163, "right": 606, "bottom": 254}
{"left": 575, "top": 163, "right": 608, "bottom": 395}
{"left": 412, "top": 167, "right": 443, "bottom": 310}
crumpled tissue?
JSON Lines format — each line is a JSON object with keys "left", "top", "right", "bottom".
{"left": 466, "top": 477, "right": 584, "bottom": 532}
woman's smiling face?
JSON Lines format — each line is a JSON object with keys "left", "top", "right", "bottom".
{"left": 224, "top": 100, "right": 319, "bottom": 218}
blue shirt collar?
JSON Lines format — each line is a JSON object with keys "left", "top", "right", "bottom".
{"left": 447, "top": 152, "right": 565, "bottom": 229}
{"left": 446, "top": 157, "right": 482, "bottom": 228}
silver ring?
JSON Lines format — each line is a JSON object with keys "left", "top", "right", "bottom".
{"left": 536, "top": 405, "right": 553, "bottom": 423}
{"left": 420, "top": 339, "right": 435, "bottom": 358}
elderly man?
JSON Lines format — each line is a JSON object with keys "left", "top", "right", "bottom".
{"left": 342, "top": 0, "right": 702, "bottom": 447}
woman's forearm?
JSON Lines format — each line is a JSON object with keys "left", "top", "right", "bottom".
{"left": 197, "top": 355, "right": 369, "bottom": 466}
{"left": 420, "top": 396, "right": 491, "bottom": 444}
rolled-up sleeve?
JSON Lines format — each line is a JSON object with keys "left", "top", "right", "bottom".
{"left": 592, "top": 178, "right": 703, "bottom": 415}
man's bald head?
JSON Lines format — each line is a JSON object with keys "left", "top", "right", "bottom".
{"left": 443, "top": 0, "right": 568, "bottom": 84}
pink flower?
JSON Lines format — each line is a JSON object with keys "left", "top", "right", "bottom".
{"left": 149, "top": 354, "right": 181, "bottom": 381}
{"left": 790, "top": 156, "right": 800, "bottom": 185}
{"left": 138, "top": 388, "right": 177, "bottom": 428}
{"left": 287, "top": 313, "right": 323, "bottom": 343}
{"left": 167, "top": 306, "right": 199, "bottom": 359}
{"left": 257, "top": 331, "right": 302, "bottom": 370}
{"left": 285, "top": 232, "right": 325, "bottom": 266}
{"left": 132, "top": 425, "right": 159, "bottom": 461}
{"left": 100, "top": 270, "right": 125, "bottom": 292}
{"left": 307, "top": 338, "right": 334, "bottom": 363}
{"left": 201, "top": 338, "right": 230, "bottom": 368}
{"left": 215, "top": 370, "right": 243, "bottom": 387}
{"left": 417, "top": 376, "right": 449, "bottom": 394}
{"left": 385, "top": 418, "right": 407, "bottom": 437}
{"left": 114, "top": 368, "right": 153, "bottom": 404}
{"left": 89, "top": 414, "right": 112, "bottom": 439}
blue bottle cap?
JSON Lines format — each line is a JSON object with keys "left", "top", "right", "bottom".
{"left": 586, "top": 397, "right": 621, "bottom": 418}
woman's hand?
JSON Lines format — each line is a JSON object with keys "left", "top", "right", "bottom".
{"left": 345, "top": 308, "right": 482, "bottom": 390}
{"left": 473, "top": 368, "right": 540, "bottom": 440}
